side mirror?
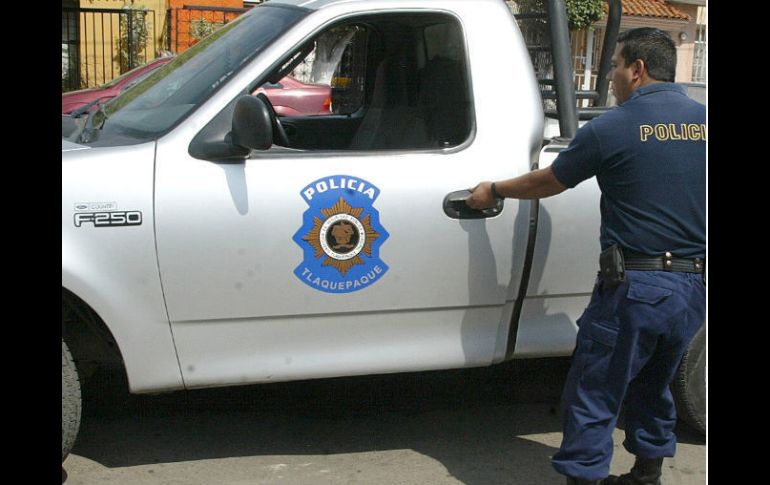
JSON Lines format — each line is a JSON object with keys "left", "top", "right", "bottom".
{"left": 188, "top": 94, "right": 273, "bottom": 161}
{"left": 232, "top": 95, "right": 273, "bottom": 150}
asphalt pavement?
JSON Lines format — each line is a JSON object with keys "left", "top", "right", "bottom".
{"left": 63, "top": 358, "right": 706, "bottom": 484}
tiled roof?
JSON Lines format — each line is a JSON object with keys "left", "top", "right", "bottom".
{"left": 605, "top": 0, "right": 691, "bottom": 21}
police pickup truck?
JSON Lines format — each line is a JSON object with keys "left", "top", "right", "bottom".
{"left": 62, "top": 0, "right": 706, "bottom": 460}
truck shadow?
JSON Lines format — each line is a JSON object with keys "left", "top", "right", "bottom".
{"left": 74, "top": 359, "right": 571, "bottom": 484}
{"left": 72, "top": 359, "right": 703, "bottom": 484}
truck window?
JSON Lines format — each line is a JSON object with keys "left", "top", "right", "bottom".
{"left": 262, "top": 13, "right": 473, "bottom": 151}
{"left": 72, "top": 4, "right": 310, "bottom": 146}
{"left": 254, "top": 25, "right": 367, "bottom": 118}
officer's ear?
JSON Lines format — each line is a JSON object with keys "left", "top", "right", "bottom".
{"left": 630, "top": 59, "right": 646, "bottom": 81}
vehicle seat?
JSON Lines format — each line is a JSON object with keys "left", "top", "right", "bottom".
{"left": 417, "top": 56, "right": 469, "bottom": 148}
{"left": 348, "top": 57, "right": 429, "bottom": 150}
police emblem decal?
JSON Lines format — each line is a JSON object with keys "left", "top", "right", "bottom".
{"left": 293, "top": 176, "right": 389, "bottom": 293}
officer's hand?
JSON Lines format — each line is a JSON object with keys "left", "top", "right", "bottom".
{"left": 467, "top": 182, "right": 496, "bottom": 209}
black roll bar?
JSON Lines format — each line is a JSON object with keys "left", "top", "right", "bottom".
{"left": 595, "top": 0, "right": 622, "bottom": 107}
{"left": 545, "top": 0, "right": 577, "bottom": 139}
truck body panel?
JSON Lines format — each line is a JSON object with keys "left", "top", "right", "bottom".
{"left": 62, "top": 141, "right": 184, "bottom": 392}
{"left": 152, "top": 0, "right": 546, "bottom": 386}
{"left": 62, "top": 0, "right": 590, "bottom": 392}
{"left": 61, "top": 0, "right": 707, "bottom": 452}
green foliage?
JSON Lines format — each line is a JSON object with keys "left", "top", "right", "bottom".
{"left": 190, "top": 18, "right": 225, "bottom": 42}
{"left": 510, "top": 0, "right": 605, "bottom": 30}
{"left": 118, "top": 6, "right": 149, "bottom": 72}
{"left": 565, "top": 0, "right": 604, "bottom": 30}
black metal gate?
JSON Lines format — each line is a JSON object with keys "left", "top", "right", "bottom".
{"left": 62, "top": 7, "right": 160, "bottom": 93}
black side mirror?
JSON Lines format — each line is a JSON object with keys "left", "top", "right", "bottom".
{"left": 189, "top": 94, "right": 273, "bottom": 161}
{"left": 232, "top": 95, "right": 273, "bottom": 150}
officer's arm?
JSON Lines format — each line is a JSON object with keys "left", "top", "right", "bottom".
{"left": 467, "top": 166, "right": 567, "bottom": 209}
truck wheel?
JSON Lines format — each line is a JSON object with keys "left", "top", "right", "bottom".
{"left": 62, "top": 339, "right": 81, "bottom": 461}
{"left": 672, "top": 321, "right": 706, "bottom": 436}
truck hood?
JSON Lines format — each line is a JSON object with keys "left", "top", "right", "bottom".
{"left": 62, "top": 138, "right": 90, "bottom": 153}
{"left": 62, "top": 113, "right": 86, "bottom": 140}
{"left": 61, "top": 88, "right": 112, "bottom": 115}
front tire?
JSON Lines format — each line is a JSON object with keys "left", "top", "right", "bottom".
{"left": 672, "top": 321, "right": 706, "bottom": 435}
{"left": 62, "top": 339, "right": 81, "bottom": 461}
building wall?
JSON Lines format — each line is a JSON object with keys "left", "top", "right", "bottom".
{"left": 590, "top": 16, "right": 691, "bottom": 82}
{"left": 670, "top": 3, "right": 699, "bottom": 82}
{"left": 691, "top": 5, "right": 707, "bottom": 82}
{"left": 76, "top": 1, "right": 168, "bottom": 87}
{"left": 168, "top": 0, "right": 245, "bottom": 53}
{"left": 168, "top": 0, "right": 242, "bottom": 8}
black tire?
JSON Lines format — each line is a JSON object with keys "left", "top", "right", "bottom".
{"left": 672, "top": 321, "right": 706, "bottom": 435}
{"left": 62, "top": 339, "right": 81, "bottom": 462}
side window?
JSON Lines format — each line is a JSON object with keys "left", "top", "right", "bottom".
{"left": 328, "top": 28, "right": 367, "bottom": 115}
{"left": 416, "top": 20, "right": 471, "bottom": 149}
{"left": 424, "top": 22, "right": 463, "bottom": 62}
{"left": 259, "top": 13, "right": 472, "bottom": 152}
{"left": 254, "top": 26, "right": 367, "bottom": 118}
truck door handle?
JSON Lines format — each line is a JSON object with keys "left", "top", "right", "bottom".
{"left": 443, "top": 189, "right": 504, "bottom": 219}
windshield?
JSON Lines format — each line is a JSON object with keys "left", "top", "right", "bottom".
{"left": 99, "top": 58, "right": 164, "bottom": 89}
{"left": 73, "top": 4, "right": 309, "bottom": 146}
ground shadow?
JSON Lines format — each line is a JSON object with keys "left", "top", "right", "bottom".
{"left": 73, "top": 359, "right": 574, "bottom": 484}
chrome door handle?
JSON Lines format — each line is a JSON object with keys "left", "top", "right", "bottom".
{"left": 443, "top": 189, "right": 504, "bottom": 219}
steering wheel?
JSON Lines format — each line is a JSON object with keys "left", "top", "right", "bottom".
{"left": 255, "top": 93, "right": 290, "bottom": 147}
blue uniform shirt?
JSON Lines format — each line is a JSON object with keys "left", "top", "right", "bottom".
{"left": 551, "top": 83, "right": 706, "bottom": 259}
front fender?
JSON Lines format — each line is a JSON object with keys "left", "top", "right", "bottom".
{"left": 62, "top": 141, "right": 184, "bottom": 393}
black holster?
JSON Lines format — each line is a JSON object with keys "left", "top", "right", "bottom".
{"left": 599, "top": 244, "right": 625, "bottom": 288}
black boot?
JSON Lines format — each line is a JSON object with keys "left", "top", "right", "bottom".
{"left": 603, "top": 456, "right": 663, "bottom": 485}
{"left": 566, "top": 477, "right": 602, "bottom": 485}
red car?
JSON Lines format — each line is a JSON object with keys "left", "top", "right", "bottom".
{"left": 61, "top": 56, "right": 175, "bottom": 114}
{"left": 63, "top": 55, "right": 332, "bottom": 117}
{"left": 253, "top": 76, "right": 332, "bottom": 116}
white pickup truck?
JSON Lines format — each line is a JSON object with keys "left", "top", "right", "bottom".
{"left": 62, "top": 0, "right": 706, "bottom": 460}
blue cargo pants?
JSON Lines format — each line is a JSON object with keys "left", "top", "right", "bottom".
{"left": 551, "top": 270, "right": 706, "bottom": 480}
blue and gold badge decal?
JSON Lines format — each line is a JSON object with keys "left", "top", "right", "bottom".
{"left": 293, "top": 175, "right": 389, "bottom": 293}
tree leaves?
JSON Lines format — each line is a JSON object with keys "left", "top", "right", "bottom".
{"left": 565, "top": 0, "right": 604, "bottom": 31}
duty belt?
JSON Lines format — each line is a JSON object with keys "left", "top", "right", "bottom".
{"left": 622, "top": 249, "right": 704, "bottom": 274}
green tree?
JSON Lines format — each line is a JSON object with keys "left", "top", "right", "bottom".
{"left": 118, "top": 6, "right": 149, "bottom": 72}
{"left": 565, "top": 0, "right": 604, "bottom": 30}
{"left": 510, "top": 0, "right": 604, "bottom": 30}
{"left": 190, "top": 18, "right": 225, "bottom": 42}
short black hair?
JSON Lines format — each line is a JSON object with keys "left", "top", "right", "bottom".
{"left": 616, "top": 28, "right": 677, "bottom": 82}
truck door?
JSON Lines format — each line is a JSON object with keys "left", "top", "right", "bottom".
{"left": 154, "top": 10, "right": 538, "bottom": 388}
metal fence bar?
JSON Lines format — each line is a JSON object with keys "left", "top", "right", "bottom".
{"left": 82, "top": 11, "right": 89, "bottom": 87}
{"left": 143, "top": 13, "right": 148, "bottom": 64}
{"left": 63, "top": 11, "right": 78, "bottom": 91}
{"left": 183, "top": 5, "right": 249, "bottom": 13}
{"left": 692, "top": 25, "right": 707, "bottom": 83}
{"left": 62, "top": 7, "right": 163, "bottom": 92}
{"left": 91, "top": 12, "right": 96, "bottom": 87}
{"left": 101, "top": 12, "right": 106, "bottom": 87}
{"left": 127, "top": 11, "right": 134, "bottom": 70}
{"left": 173, "top": 8, "right": 178, "bottom": 53}
{"left": 109, "top": 13, "right": 115, "bottom": 82}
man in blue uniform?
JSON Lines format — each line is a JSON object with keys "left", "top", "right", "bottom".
{"left": 467, "top": 28, "right": 705, "bottom": 485}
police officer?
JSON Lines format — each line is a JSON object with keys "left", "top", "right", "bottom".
{"left": 467, "top": 28, "right": 705, "bottom": 485}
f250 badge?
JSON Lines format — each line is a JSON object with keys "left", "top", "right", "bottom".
{"left": 74, "top": 211, "right": 142, "bottom": 227}
{"left": 293, "top": 175, "right": 389, "bottom": 293}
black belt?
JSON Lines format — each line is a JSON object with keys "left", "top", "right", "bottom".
{"left": 622, "top": 249, "right": 704, "bottom": 274}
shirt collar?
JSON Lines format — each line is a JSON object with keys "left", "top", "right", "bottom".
{"left": 627, "top": 82, "right": 687, "bottom": 102}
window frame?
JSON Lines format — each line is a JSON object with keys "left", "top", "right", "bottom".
{"left": 245, "top": 9, "right": 477, "bottom": 158}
